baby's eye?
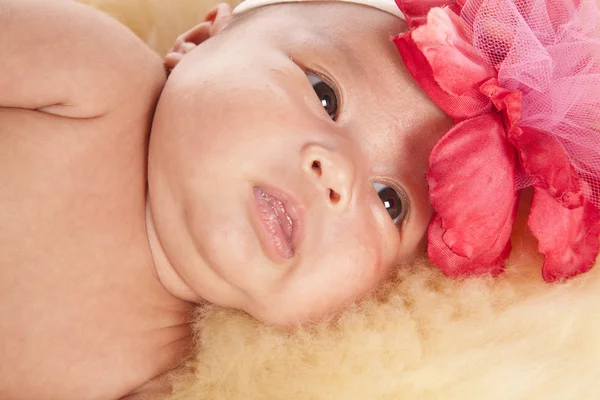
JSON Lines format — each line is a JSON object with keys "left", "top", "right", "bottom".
{"left": 305, "top": 72, "right": 338, "bottom": 120}
{"left": 373, "top": 182, "right": 408, "bottom": 224}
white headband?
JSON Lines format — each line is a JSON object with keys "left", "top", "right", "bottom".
{"left": 233, "top": 0, "right": 406, "bottom": 20}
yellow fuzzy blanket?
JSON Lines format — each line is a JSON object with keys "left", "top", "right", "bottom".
{"left": 166, "top": 200, "right": 600, "bottom": 399}
{"left": 79, "top": 1, "right": 600, "bottom": 398}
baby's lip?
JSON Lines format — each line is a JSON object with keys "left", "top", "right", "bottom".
{"left": 251, "top": 185, "right": 303, "bottom": 263}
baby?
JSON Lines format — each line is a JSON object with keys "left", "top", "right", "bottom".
{"left": 0, "top": 0, "right": 451, "bottom": 398}
{"left": 2, "top": 0, "right": 597, "bottom": 398}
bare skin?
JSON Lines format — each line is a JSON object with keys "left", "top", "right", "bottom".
{"left": 0, "top": 1, "right": 190, "bottom": 399}
{"left": 0, "top": 0, "right": 451, "bottom": 398}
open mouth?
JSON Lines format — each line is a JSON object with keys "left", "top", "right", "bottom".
{"left": 253, "top": 187, "right": 297, "bottom": 260}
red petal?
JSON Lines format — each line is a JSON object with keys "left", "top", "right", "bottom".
{"left": 394, "top": 0, "right": 459, "bottom": 28}
{"left": 479, "top": 78, "right": 522, "bottom": 129}
{"left": 428, "top": 212, "right": 514, "bottom": 278}
{"left": 479, "top": 79, "right": 583, "bottom": 209}
{"left": 511, "top": 127, "right": 583, "bottom": 209}
{"left": 427, "top": 114, "right": 518, "bottom": 260}
{"left": 392, "top": 8, "right": 495, "bottom": 122}
{"left": 529, "top": 187, "right": 600, "bottom": 282}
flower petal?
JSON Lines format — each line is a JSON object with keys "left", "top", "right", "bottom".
{"left": 393, "top": 7, "right": 496, "bottom": 122}
{"left": 479, "top": 78, "right": 522, "bottom": 129}
{"left": 511, "top": 127, "right": 583, "bottom": 209}
{"left": 428, "top": 213, "right": 512, "bottom": 278}
{"left": 480, "top": 79, "right": 583, "bottom": 208}
{"left": 394, "top": 0, "right": 460, "bottom": 28}
{"left": 427, "top": 114, "right": 518, "bottom": 260}
{"left": 529, "top": 187, "right": 600, "bottom": 282}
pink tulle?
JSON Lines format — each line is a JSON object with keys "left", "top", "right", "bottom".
{"left": 460, "top": 0, "right": 600, "bottom": 205}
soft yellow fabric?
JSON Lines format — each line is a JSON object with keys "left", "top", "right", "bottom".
{"left": 78, "top": 1, "right": 600, "bottom": 398}
{"left": 165, "top": 212, "right": 600, "bottom": 399}
{"left": 170, "top": 264, "right": 600, "bottom": 400}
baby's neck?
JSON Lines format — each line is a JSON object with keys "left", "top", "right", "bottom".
{"left": 145, "top": 198, "right": 205, "bottom": 303}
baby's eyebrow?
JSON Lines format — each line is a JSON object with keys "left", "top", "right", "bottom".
{"left": 309, "top": 28, "right": 366, "bottom": 79}
{"left": 331, "top": 38, "right": 366, "bottom": 79}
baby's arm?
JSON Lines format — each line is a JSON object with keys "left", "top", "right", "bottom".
{"left": 0, "top": 0, "right": 164, "bottom": 118}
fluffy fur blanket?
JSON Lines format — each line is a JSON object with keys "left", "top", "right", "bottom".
{"left": 79, "top": 1, "right": 600, "bottom": 398}
{"left": 166, "top": 199, "right": 600, "bottom": 399}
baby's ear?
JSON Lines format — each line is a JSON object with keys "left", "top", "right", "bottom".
{"left": 165, "top": 3, "right": 232, "bottom": 70}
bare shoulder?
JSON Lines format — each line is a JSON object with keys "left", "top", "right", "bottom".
{"left": 0, "top": 0, "right": 166, "bottom": 118}
{"left": 0, "top": 0, "right": 166, "bottom": 185}
{"left": 0, "top": 3, "right": 167, "bottom": 397}
{"left": 0, "top": 0, "right": 165, "bottom": 209}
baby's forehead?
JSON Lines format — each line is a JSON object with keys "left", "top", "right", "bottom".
{"left": 226, "top": 0, "right": 407, "bottom": 52}
{"left": 229, "top": 0, "right": 406, "bottom": 41}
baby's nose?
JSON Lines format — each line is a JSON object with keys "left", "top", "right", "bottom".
{"left": 301, "top": 144, "right": 355, "bottom": 210}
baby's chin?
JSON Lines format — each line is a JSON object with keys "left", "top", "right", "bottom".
{"left": 245, "top": 296, "right": 353, "bottom": 328}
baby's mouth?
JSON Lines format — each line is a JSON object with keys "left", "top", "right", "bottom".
{"left": 253, "top": 187, "right": 295, "bottom": 260}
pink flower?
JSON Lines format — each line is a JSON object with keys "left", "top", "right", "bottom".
{"left": 393, "top": 2, "right": 600, "bottom": 282}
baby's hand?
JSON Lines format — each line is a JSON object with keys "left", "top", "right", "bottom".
{"left": 165, "top": 3, "right": 232, "bottom": 71}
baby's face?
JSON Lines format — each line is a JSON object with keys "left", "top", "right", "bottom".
{"left": 149, "top": 2, "right": 452, "bottom": 325}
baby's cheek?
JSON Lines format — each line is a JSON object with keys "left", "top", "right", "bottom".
{"left": 340, "top": 234, "right": 389, "bottom": 291}
{"left": 364, "top": 225, "right": 402, "bottom": 283}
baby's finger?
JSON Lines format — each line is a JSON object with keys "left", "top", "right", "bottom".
{"left": 164, "top": 52, "right": 184, "bottom": 70}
